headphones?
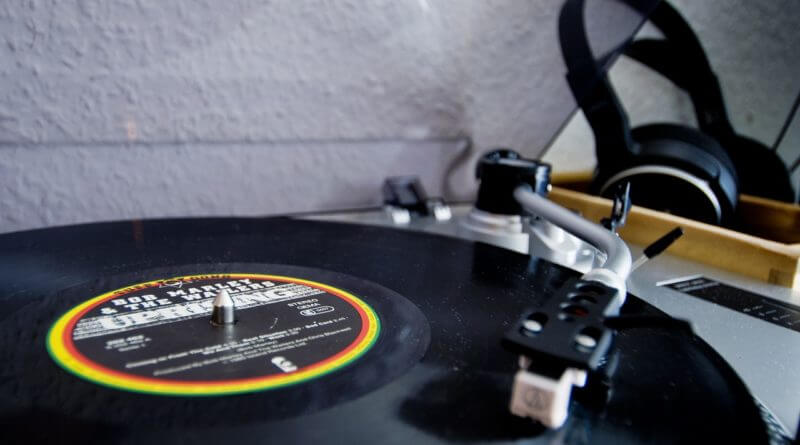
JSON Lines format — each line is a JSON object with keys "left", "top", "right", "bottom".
{"left": 558, "top": 0, "right": 795, "bottom": 226}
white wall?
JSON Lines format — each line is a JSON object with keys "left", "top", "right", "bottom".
{"left": 1, "top": 0, "right": 798, "bottom": 233}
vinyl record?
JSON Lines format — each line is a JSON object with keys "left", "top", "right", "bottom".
{"left": 0, "top": 217, "right": 768, "bottom": 444}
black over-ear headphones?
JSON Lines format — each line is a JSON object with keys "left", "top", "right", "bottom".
{"left": 558, "top": 0, "right": 795, "bottom": 226}
{"left": 622, "top": 3, "right": 795, "bottom": 203}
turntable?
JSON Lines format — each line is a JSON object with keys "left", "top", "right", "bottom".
{"left": 2, "top": 0, "right": 799, "bottom": 443}
{"left": 1, "top": 148, "right": 793, "bottom": 444}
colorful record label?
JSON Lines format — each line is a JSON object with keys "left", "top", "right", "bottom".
{"left": 47, "top": 274, "right": 380, "bottom": 396}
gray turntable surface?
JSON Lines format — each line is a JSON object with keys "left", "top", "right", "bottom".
{"left": 304, "top": 205, "right": 800, "bottom": 438}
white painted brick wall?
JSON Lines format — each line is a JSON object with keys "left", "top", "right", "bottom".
{"left": 1, "top": 0, "right": 798, "bottom": 233}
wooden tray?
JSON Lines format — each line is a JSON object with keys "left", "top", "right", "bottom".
{"left": 549, "top": 172, "right": 800, "bottom": 288}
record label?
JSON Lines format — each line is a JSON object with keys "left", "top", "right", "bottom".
{"left": 47, "top": 273, "right": 381, "bottom": 396}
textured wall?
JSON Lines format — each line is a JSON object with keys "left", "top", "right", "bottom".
{"left": 1, "top": 0, "right": 799, "bottom": 233}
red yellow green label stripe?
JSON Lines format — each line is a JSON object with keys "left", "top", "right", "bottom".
{"left": 46, "top": 274, "right": 380, "bottom": 396}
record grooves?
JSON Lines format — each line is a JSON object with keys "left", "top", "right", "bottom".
{"left": 0, "top": 217, "right": 768, "bottom": 443}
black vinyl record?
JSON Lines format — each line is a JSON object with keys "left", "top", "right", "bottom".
{"left": 0, "top": 217, "right": 768, "bottom": 444}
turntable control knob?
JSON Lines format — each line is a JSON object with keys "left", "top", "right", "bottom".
{"left": 382, "top": 176, "right": 452, "bottom": 224}
{"left": 475, "top": 149, "right": 551, "bottom": 215}
{"left": 382, "top": 176, "right": 429, "bottom": 216}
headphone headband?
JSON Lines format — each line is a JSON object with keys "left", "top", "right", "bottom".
{"left": 622, "top": 3, "right": 735, "bottom": 138}
{"left": 559, "top": 0, "right": 735, "bottom": 160}
{"left": 559, "top": 0, "right": 656, "bottom": 162}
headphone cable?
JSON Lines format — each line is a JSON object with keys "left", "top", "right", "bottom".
{"left": 790, "top": 156, "right": 800, "bottom": 173}
{"left": 773, "top": 87, "right": 800, "bottom": 155}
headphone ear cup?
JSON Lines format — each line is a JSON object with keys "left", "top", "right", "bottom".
{"left": 719, "top": 135, "right": 795, "bottom": 202}
{"left": 595, "top": 124, "right": 739, "bottom": 226}
{"left": 632, "top": 124, "right": 739, "bottom": 181}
